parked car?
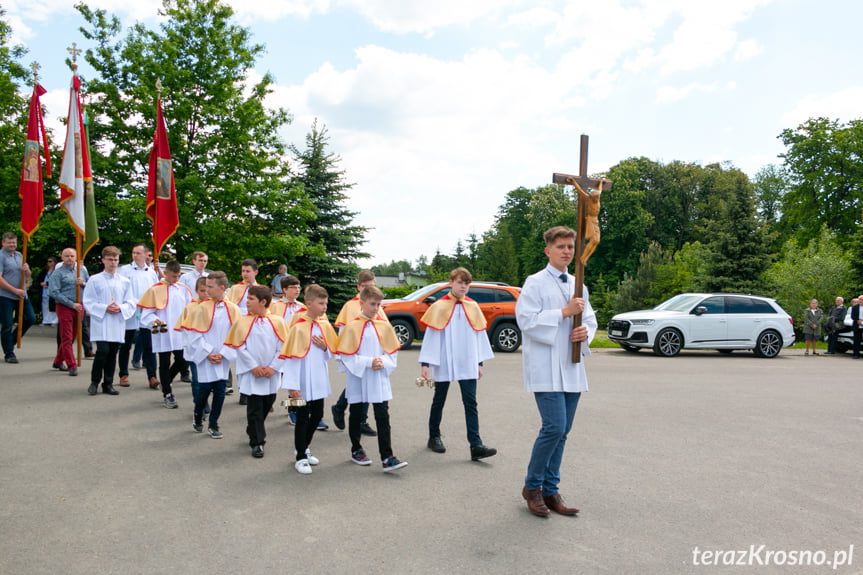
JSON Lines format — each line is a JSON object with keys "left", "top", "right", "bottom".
{"left": 607, "top": 293, "right": 796, "bottom": 357}
{"left": 381, "top": 282, "right": 522, "bottom": 352}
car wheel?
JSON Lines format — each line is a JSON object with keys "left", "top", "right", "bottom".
{"left": 491, "top": 322, "right": 521, "bottom": 353}
{"left": 390, "top": 319, "right": 415, "bottom": 350}
{"left": 754, "top": 330, "right": 781, "bottom": 358}
{"left": 620, "top": 343, "right": 640, "bottom": 353}
{"left": 717, "top": 349, "right": 734, "bottom": 354}
{"left": 653, "top": 328, "right": 683, "bottom": 357}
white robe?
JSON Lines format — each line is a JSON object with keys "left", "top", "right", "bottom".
{"left": 183, "top": 300, "right": 233, "bottom": 383}
{"left": 341, "top": 322, "right": 398, "bottom": 404}
{"left": 418, "top": 304, "right": 494, "bottom": 382}
{"left": 515, "top": 264, "right": 597, "bottom": 393}
{"left": 221, "top": 318, "right": 284, "bottom": 396}
{"left": 139, "top": 283, "right": 192, "bottom": 353}
{"left": 178, "top": 269, "right": 207, "bottom": 293}
{"left": 83, "top": 272, "right": 137, "bottom": 343}
{"left": 281, "top": 323, "right": 333, "bottom": 402}
{"left": 118, "top": 262, "right": 159, "bottom": 331}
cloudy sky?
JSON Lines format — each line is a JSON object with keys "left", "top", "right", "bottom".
{"left": 6, "top": 0, "right": 863, "bottom": 267}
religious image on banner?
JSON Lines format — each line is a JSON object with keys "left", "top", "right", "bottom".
{"left": 23, "top": 142, "right": 39, "bottom": 182}
{"left": 156, "top": 158, "right": 172, "bottom": 199}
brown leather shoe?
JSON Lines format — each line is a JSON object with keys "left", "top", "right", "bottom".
{"left": 149, "top": 377, "right": 161, "bottom": 390}
{"left": 522, "top": 486, "right": 550, "bottom": 517}
{"left": 119, "top": 375, "right": 130, "bottom": 387}
{"left": 543, "top": 493, "right": 579, "bottom": 515}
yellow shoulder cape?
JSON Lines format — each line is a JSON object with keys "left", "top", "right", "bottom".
{"left": 270, "top": 299, "right": 307, "bottom": 320}
{"left": 180, "top": 298, "right": 241, "bottom": 333}
{"left": 174, "top": 298, "right": 204, "bottom": 331}
{"left": 223, "top": 312, "right": 289, "bottom": 348}
{"left": 336, "top": 316, "right": 400, "bottom": 355}
{"left": 419, "top": 294, "right": 486, "bottom": 331}
{"left": 279, "top": 312, "right": 338, "bottom": 359}
{"left": 226, "top": 281, "right": 256, "bottom": 305}
{"left": 137, "top": 281, "right": 169, "bottom": 310}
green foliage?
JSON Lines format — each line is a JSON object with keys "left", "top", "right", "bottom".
{"left": 75, "top": 0, "right": 315, "bottom": 274}
{"left": 381, "top": 285, "right": 420, "bottom": 299}
{"left": 0, "top": 10, "right": 29, "bottom": 241}
{"left": 371, "top": 260, "right": 413, "bottom": 276}
{"left": 764, "top": 227, "right": 855, "bottom": 327}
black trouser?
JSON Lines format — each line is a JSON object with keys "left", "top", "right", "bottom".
{"left": 246, "top": 393, "right": 277, "bottom": 447}
{"left": 158, "top": 350, "right": 186, "bottom": 396}
{"left": 117, "top": 329, "right": 137, "bottom": 377}
{"left": 91, "top": 341, "right": 120, "bottom": 386}
{"left": 295, "top": 398, "right": 324, "bottom": 460}
{"left": 349, "top": 401, "right": 392, "bottom": 460}
{"left": 335, "top": 387, "right": 369, "bottom": 422}
{"left": 854, "top": 328, "right": 862, "bottom": 357}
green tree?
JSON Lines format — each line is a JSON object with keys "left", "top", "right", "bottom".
{"left": 0, "top": 10, "right": 30, "bottom": 238}
{"left": 475, "top": 223, "right": 518, "bottom": 285}
{"left": 779, "top": 117, "right": 863, "bottom": 246}
{"left": 289, "top": 120, "right": 368, "bottom": 310}
{"left": 76, "top": 0, "right": 314, "bottom": 273}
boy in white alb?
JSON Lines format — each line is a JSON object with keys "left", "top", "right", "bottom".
{"left": 180, "top": 272, "right": 240, "bottom": 439}
{"left": 221, "top": 285, "right": 288, "bottom": 458}
{"left": 83, "top": 246, "right": 137, "bottom": 396}
{"left": 280, "top": 284, "right": 338, "bottom": 474}
{"left": 175, "top": 277, "right": 209, "bottom": 417}
{"left": 138, "top": 260, "right": 193, "bottom": 408}
{"left": 337, "top": 286, "right": 407, "bottom": 472}
{"left": 226, "top": 258, "right": 259, "bottom": 315}
{"left": 419, "top": 267, "right": 496, "bottom": 461}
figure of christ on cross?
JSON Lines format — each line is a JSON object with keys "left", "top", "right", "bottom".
{"left": 552, "top": 134, "right": 612, "bottom": 363}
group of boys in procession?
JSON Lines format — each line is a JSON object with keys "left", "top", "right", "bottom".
{"left": 1, "top": 225, "right": 592, "bottom": 517}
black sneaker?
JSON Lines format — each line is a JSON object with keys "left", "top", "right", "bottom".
{"left": 207, "top": 427, "right": 223, "bottom": 439}
{"left": 470, "top": 444, "right": 497, "bottom": 461}
{"left": 428, "top": 436, "right": 446, "bottom": 453}
{"left": 193, "top": 421, "right": 204, "bottom": 433}
{"left": 5, "top": 355, "right": 18, "bottom": 364}
{"left": 331, "top": 405, "right": 345, "bottom": 430}
{"left": 360, "top": 422, "right": 377, "bottom": 437}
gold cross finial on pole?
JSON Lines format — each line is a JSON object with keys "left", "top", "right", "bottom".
{"left": 67, "top": 42, "right": 82, "bottom": 72}
{"left": 30, "top": 62, "right": 40, "bottom": 83}
{"left": 155, "top": 78, "right": 162, "bottom": 96}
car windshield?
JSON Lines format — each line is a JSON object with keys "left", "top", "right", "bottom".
{"left": 398, "top": 284, "right": 444, "bottom": 301}
{"left": 654, "top": 294, "right": 703, "bottom": 312}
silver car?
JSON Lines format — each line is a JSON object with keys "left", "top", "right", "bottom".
{"left": 608, "top": 293, "right": 796, "bottom": 358}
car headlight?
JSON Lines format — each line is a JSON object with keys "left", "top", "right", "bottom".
{"left": 629, "top": 319, "right": 654, "bottom": 326}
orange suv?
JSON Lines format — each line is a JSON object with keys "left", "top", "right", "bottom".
{"left": 381, "top": 282, "right": 522, "bottom": 352}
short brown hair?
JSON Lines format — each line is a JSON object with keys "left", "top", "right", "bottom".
{"left": 165, "top": 260, "right": 181, "bottom": 273}
{"left": 449, "top": 267, "right": 472, "bottom": 283}
{"left": 207, "top": 271, "right": 229, "bottom": 288}
{"left": 2, "top": 232, "right": 17, "bottom": 242}
{"left": 357, "top": 270, "right": 375, "bottom": 285}
{"left": 248, "top": 285, "right": 272, "bottom": 307}
{"left": 192, "top": 251, "right": 207, "bottom": 260}
{"left": 304, "top": 284, "right": 328, "bottom": 302}
{"left": 359, "top": 285, "right": 384, "bottom": 302}
{"left": 543, "top": 226, "right": 576, "bottom": 245}
{"left": 102, "top": 246, "right": 121, "bottom": 258}
{"left": 241, "top": 258, "right": 258, "bottom": 271}
{"left": 195, "top": 276, "right": 208, "bottom": 289}
{"left": 280, "top": 275, "right": 300, "bottom": 290}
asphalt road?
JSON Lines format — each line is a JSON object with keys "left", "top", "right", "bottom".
{"left": 1, "top": 334, "right": 861, "bottom": 575}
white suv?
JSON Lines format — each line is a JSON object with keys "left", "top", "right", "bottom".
{"left": 608, "top": 293, "right": 796, "bottom": 357}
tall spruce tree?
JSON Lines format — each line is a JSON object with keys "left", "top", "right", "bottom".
{"left": 289, "top": 120, "right": 368, "bottom": 312}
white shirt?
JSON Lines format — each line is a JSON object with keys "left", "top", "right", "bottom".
{"left": 118, "top": 262, "right": 159, "bottom": 330}
{"left": 221, "top": 317, "right": 284, "bottom": 396}
{"left": 83, "top": 272, "right": 137, "bottom": 343}
{"left": 515, "top": 264, "right": 597, "bottom": 393}
{"left": 178, "top": 268, "right": 208, "bottom": 293}
{"left": 139, "top": 282, "right": 193, "bottom": 352}
{"left": 341, "top": 320, "right": 398, "bottom": 404}
{"left": 418, "top": 303, "right": 494, "bottom": 382}
{"left": 184, "top": 300, "right": 233, "bottom": 383}
{"left": 281, "top": 322, "right": 333, "bottom": 402}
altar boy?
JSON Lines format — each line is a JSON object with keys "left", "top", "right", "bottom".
{"left": 419, "top": 267, "right": 496, "bottom": 461}
{"left": 280, "top": 284, "right": 338, "bottom": 474}
{"left": 222, "top": 285, "right": 288, "bottom": 458}
{"left": 337, "top": 286, "right": 407, "bottom": 472}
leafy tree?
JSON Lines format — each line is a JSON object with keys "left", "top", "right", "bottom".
{"left": 370, "top": 260, "right": 413, "bottom": 276}
{"left": 779, "top": 117, "right": 863, "bottom": 246}
{"left": 765, "top": 228, "right": 855, "bottom": 327}
{"left": 475, "top": 223, "right": 518, "bottom": 285}
{"left": 289, "top": 119, "right": 368, "bottom": 310}
{"left": 75, "top": 0, "right": 314, "bottom": 274}
{"left": 0, "top": 11, "right": 30, "bottom": 239}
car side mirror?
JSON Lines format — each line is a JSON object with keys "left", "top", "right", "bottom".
{"left": 422, "top": 296, "right": 436, "bottom": 304}
{"left": 693, "top": 306, "right": 707, "bottom": 316}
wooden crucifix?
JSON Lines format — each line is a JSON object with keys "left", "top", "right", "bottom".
{"left": 552, "top": 134, "right": 612, "bottom": 363}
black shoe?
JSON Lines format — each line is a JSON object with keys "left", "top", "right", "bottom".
{"left": 5, "top": 355, "right": 18, "bottom": 364}
{"left": 52, "top": 362, "right": 68, "bottom": 371}
{"left": 470, "top": 444, "right": 497, "bottom": 461}
{"left": 225, "top": 387, "right": 234, "bottom": 395}
{"left": 181, "top": 374, "right": 191, "bottom": 383}
{"left": 87, "top": 383, "right": 98, "bottom": 395}
{"left": 331, "top": 405, "right": 345, "bottom": 430}
{"left": 239, "top": 394, "right": 248, "bottom": 405}
{"left": 428, "top": 436, "right": 446, "bottom": 453}
{"left": 252, "top": 445, "right": 264, "bottom": 458}
{"left": 360, "top": 422, "right": 377, "bottom": 437}
{"left": 102, "top": 384, "right": 119, "bottom": 396}
{"left": 68, "top": 368, "right": 78, "bottom": 377}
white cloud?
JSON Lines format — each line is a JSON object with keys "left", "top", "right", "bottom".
{"left": 733, "top": 38, "right": 762, "bottom": 61}
{"left": 780, "top": 87, "right": 863, "bottom": 128}
{"left": 507, "top": 6, "right": 558, "bottom": 28}
{"left": 656, "top": 82, "right": 717, "bottom": 103}
{"left": 337, "top": 0, "right": 515, "bottom": 34}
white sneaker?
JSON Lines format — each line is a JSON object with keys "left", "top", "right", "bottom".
{"left": 295, "top": 459, "right": 313, "bottom": 475}
{"left": 294, "top": 449, "right": 320, "bottom": 465}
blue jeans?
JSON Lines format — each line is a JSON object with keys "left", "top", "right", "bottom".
{"left": 428, "top": 379, "right": 481, "bottom": 447}
{"left": 194, "top": 379, "right": 226, "bottom": 428}
{"left": 0, "top": 296, "right": 36, "bottom": 357}
{"left": 134, "top": 328, "right": 157, "bottom": 378}
{"left": 525, "top": 391, "right": 581, "bottom": 495}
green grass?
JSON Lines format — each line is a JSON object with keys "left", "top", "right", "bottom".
{"left": 590, "top": 329, "right": 621, "bottom": 348}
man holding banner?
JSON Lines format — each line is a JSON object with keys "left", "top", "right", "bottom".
{"left": 0, "top": 233, "right": 35, "bottom": 363}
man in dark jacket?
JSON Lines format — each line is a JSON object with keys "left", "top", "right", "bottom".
{"left": 825, "top": 296, "right": 846, "bottom": 355}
